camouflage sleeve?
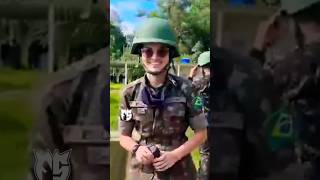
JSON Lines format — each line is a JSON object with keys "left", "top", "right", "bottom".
{"left": 27, "top": 90, "right": 68, "bottom": 180}
{"left": 118, "top": 88, "right": 135, "bottom": 136}
{"left": 191, "top": 79, "right": 201, "bottom": 95}
{"left": 271, "top": 59, "right": 290, "bottom": 95}
{"left": 184, "top": 81, "right": 208, "bottom": 132}
{"left": 210, "top": 128, "right": 243, "bottom": 177}
{"left": 230, "top": 68, "right": 269, "bottom": 134}
{"left": 271, "top": 53, "right": 311, "bottom": 102}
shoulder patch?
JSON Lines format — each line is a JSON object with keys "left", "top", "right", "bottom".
{"left": 122, "top": 77, "right": 143, "bottom": 96}
{"left": 120, "top": 109, "right": 133, "bottom": 121}
{"left": 126, "top": 77, "right": 143, "bottom": 88}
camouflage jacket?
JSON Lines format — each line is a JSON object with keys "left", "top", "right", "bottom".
{"left": 272, "top": 42, "right": 320, "bottom": 151}
{"left": 28, "top": 48, "right": 109, "bottom": 180}
{"left": 191, "top": 71, "right": 210, "bottom": 113}
{"left": 211, "top": 46, "right": 279, "bottom": 178}
{"left": 119, "top": 73, "right": 207, "bottom": 151}
{"left": 212, "top": 46, "right": 268, "bottom": 130}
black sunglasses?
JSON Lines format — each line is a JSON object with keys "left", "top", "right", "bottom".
{"left": 140, "top": 46, "right": 169, "bottom": 58}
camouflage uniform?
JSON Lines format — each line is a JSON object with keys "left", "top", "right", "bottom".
{"left": 28, "top": 48, "right": 109, "bottom": 180}
{"left": 272, "top": 42, "right": 320, "bottom": 179}
{"left": 210, "top": 46, "right": 287, "bottom": 180}
{"left": 119, "top": 74, "right": 208, "bottom": 180}
{"left": 191, "top": 71, "right": 210, "bottom": 180}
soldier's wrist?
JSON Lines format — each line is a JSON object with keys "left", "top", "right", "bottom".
{"left": 171, "top": 150, "right": 182, "bottom": 161}
{"left": 131, "top": 144, "right": 141, "bottom": 156}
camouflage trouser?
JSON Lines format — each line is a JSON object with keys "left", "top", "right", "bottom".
{"left": 303, "top": 157, "right": 320, "bottom": 180}
{"left": 198, "top": 112, "right": 211, "bottom": 180}
{"left": 209, "top": 127, "right": 243, "bottom": 180}
{"left": 197, "top": 140, "right": 209, "bottom": 180}
{"left": 127, "top": 154, "right": 196, "bottom": 180}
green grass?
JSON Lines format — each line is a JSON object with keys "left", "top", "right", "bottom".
{"left": 110, "top": 90, "right": 121, "bottom": 130}
{"left": 0, "top": 131, "right": 31, "bottom": 180}
{"left": 110, "top": 83, "right": 123, "bottom": 91}
{"left": 0, "top": 68, "right": 42, "bottom": 92}
{"left": 187, "top": 129, "right": 201, "bottom": 169}
{"left": 110, "top": 83, "right": 124, "bottom": 130}
{"left": 0, "top": 70, "right": 36, "bottom": 179}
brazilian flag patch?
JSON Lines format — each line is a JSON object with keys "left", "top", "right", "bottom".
{"left": 264, "top": 104, "right": 296, "bottom": 151}
{"left": 193, "top": 96, "right": 204, "bottom": 110}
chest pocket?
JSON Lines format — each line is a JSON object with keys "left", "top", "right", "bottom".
{"left": 130, "top": 101, "right": 153, "bottom": 137}
{"left": 161, "top": 97, "right": 188, "bottom": 135}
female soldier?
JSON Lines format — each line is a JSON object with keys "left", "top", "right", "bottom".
{"left": 118, "top": 17, "right": 208, "bottom": 180}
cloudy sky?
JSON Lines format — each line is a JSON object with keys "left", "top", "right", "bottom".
{"left": 110, "top": 0, "right": 158, "bottom": 36}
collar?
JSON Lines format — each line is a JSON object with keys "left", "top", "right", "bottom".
{"left": 141, "top": 73, "right": 178, "bottom": 88}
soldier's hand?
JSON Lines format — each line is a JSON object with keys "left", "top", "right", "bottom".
{"left": 135, "top": 145, "right": 154, "bottom": 165}
{"left": 189, "top": 65, "right": 198, "bottom": 79}
{"left": 153, "top": 151, "right": 180, "bottom": 171}
{"left": 253, "top": 12, "right": 281, "bottom": 51}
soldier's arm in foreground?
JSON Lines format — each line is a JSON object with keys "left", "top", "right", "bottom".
{"left": 188, "top": 65, "right": 198, "bottom": 81}
{"left": 211, "top": 48, "right": 270, "bottom": 180}
{"left": 211, "top": 75, "right": 268, "bottom": 179}
{"left": 27, "top": 86, "right": 70, "bottom": 180}
{"left": 118, "top": 89, "right": 154, "bottom": 165}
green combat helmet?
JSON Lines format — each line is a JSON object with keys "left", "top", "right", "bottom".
{"left": 281, "top": 0, "right": 320, "bottom": 14}
{"left": 197, "top": 51, "right": 210, "bottom": 67}
{"left": 131, "top": 17, "right": 179, "bottom": 58}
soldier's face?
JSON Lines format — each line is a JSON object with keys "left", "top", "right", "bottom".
{"left": 141, "top": 43, "right": 170, "bottom": 74}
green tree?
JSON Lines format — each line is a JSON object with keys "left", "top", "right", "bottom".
{"left": 110, "top": 23, "right": 126, "bottom": 61}
{"left": 151, "top": 0, "right": 210, "bottom": 55}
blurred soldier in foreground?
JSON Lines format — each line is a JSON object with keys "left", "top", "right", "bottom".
{"left": 211, "top": 0, "right": 320, "bottom": 179}
{"left": 188, "top": 51, "right": 211, "bottom": 180}
{"left": 28, "top": 48, "right": 109, "bottom": 180}
{"left": 251, "top": 0, "right": 320, "bottom": 179}
{"left": 210, "top": 45, "right": 284, "bottom": 180}
{"left": 270, "top": 0, "right": 320, "bottom": 179}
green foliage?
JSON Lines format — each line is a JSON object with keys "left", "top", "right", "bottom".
{"left": 110, "top": 23, "right": 126, "bottom": 61}
{"left": 121, "top": 46, "right": 139, "bottom": 62}
{"left": 187, "top": 0, "right": 210, "bottom": 48}
{"left": 149, "top": 0, "right": 210, "bottom": 55}
{"left": 131, "top": 64, "right": 145, "bottom": 81}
